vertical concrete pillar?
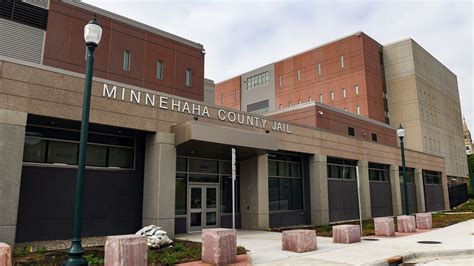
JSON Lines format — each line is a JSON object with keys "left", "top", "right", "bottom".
{"left": 0, "top": 109, "right": 27, "bottom": 246}
{"left": 357, "top": 161, "right": 372, "bottom": 219}
{"left": 414, "top": 169, "right": 426, "bottom": 213}
{"left": 390, "top": 165, "right": 402, "bottom": 216}
{"left": 142, "top": 132, "right": 176, "bottom": 238}
{"left": 240, "top": 153, "right": 269, "bottom": 230}
{"left": 309, "top": 154, "right": 329, "bottom": 225}
{"left": 441, "top": 172, "right": 450, "bottom": 210}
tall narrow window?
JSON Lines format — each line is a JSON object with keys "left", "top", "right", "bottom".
{"left": 289, "top": 101, "right": 292, "bottom": 107}
{"left": 221, "top": 94, "right": 224, "bottom": 104}
{"left": 356, "top": 105, "right": 360, "bottom": 115}
{"left": 319, "top": 94, "right": 323, "bottom": 103}
{"left": 123, "top": 50, "right": 131, "bottom": 71}
{"left": 355, "top": 85, "right": 359, "bottom": 95}
{"left": 156, "top": 60, "right": 163, "bottom": 80}
{"left": 279, "top": 75, "right": 282, "bottom": 87}
{"left": 185, "top": 68, "right": 192, "bottom": 87}
{"left": 297, "top": 70, "right": 301, "bottom": 81}
{"left": 234, "top": 90, "right": 237, "bottom": 100}
{"left": 342, "top": 88, "right": 346, "bottom": 98}
{"left": 279, "top": 104, "right": 283, "bottom": 110}
{"left": 317, "top": 63, "right": 321, "bottom": 75}
{"left": 330, "top": 91, "right": 334, "bottom": 100}
{"left": 340, "top": 55, "right": 344, "bottom": 68}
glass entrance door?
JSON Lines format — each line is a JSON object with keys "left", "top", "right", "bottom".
{"left": 188, "top": 185, "right": 219, "bottom": 232}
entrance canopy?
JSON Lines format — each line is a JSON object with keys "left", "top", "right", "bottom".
{"left": 172, "top": 121, "right": 278, "bottom": 160}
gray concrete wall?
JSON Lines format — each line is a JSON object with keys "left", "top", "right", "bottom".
{"left": 390, "top": 165, "right": 402, "bottom": 216}
{"left": 357, "top": 161, "right": 372, "bottom": 219}
{"left": 240, "top": 64, "right": 275, "bottom": 113}
{"left": 0, "top": 109, "right": 27, "bottom": 245}
{"left": 204, "top": 78, "right": 215, "bottom": 105}
{"left": 309, "top": 154, "right": 329, "bottom": 225}
{"left": 142, "top": 132, "right": 177, "bottom": 238}
{"left": 240, "top": 154, "right": 269, "bottom": 230}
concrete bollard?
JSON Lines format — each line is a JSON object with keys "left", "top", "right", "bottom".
{"left": 282, "top": 229, "right": 317, "bottom": 253}
{"left": 202, "top": 228, "right": 236, "bottom": 265}
{"left": 416, "top": 213, "right": 432, "bottom": 229}
{"left": 104, "top": 235, "right": 147, "bottom": 266}
{"left": 332, "top": 225, "right": 361, "bottom": 244}
{"left": 397, "top": 215, "right": 416, "bottom": 233}
{"left": 374, "top": 217, "right": 395, "bottom": 236}
{"left": 0, "top": 242, "right": 12, "bottom": 266}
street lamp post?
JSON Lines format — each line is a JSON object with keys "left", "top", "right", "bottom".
{"left": 65, "top": 17, "right": 102, "bottom": 265}
{"left": 397, "top": 124, "right": 410, "bottom": 215}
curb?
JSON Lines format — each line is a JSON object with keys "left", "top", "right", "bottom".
{"left": 366, "top": 249, "right": 474, "bottom": 265}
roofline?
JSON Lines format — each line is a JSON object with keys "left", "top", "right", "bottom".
{"left": 216, "top": 31, "right": 366, "bottom": 84}
{"left": 63, "top": 0, "right": 204, "bottom": 51}
{"left": 264, "top": 101, "right": 396, "bottom": 130}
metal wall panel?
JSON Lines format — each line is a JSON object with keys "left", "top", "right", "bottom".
{"left": 328, "top": 179, "right": 359, "bottom": 222}
{"left": 424, "top": 184, "right": 445, "bottom": 212}
{"left": 22, "top": 0, "right": 49, "bottom": 9}
{"left": 369, "top": 181, "right": 393, "bottom": 217}
{"left": 0, "top": 19, "right": 44, "bottom": 64}
{"left": 400, "top": 183, "right": 418, "bottom": 214}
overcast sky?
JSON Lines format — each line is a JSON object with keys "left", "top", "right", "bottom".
{"left": 83, "top": 0, "right": 473, "bottom": 127}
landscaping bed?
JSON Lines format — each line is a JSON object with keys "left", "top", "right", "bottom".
{"left": 272, "top": 199, "right": 474, "bottom": 237}
{"left": 12, "top": 240, "right": 247, "bottom": 265}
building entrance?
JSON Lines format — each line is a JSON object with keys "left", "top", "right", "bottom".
{"left": 188, "top": 184, "right": 219, "bottom": 232}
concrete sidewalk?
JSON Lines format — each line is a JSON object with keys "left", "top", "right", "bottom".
{"left": 176, "top": 219, "right": 474, "bottom": 265}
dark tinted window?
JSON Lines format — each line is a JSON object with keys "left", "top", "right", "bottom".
{"left": 348, "top": 127, "right": 355, "bottom": 136}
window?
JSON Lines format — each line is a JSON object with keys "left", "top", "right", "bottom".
{"left": 368, "top": 163, "right": 390, "bottom": 181}
{"left": 348, "top": 127, "right": 355, "bottom": 136}
{"left": 342, "top": 88, "right": 346, "bottom": 98}
{"left": 327, "top": 157, "right": 357, "bottom": 179}
{"left": 319, "top": 94, "right": 323, "bottom": 103}
{"left": 268, "top": 153, "right": 303, "bottom": 211}
{"left": 156, "top": 60, "right": 163, "bottom": 80}
{"left": 423, "top": 170, "right": 441, "bottom": 184}
{"left": 185, "top": 68, "right": 192, "bottom": 87}
{"left": 371, "top": 133, "right": 378, "bottom": 142}
{"left": 298, "top": 99, "right": 302, "bottom": 104}
{"left": 330, "top": 91, "right": 334, "bottom": 100}
{"left": 297, "top": 70, "right": 301, "bottom": 81}
{"left": 355, "top": 85, "right": 359, "bottom": 95}
{"left": 23, "top": 126, "right": 135, "bottom": 169}
{"left": 247, "top": 99, "right": 269, "bottom": 114}
{"left": 399, "top": 167, "right": 415, "bottom": 184}
{"left": 279, "top": 75, "right": 282, "bottom": 87}
{"left": 317, "top": 63, "right": 321, "bottom": 75}
{"left": 356, "top": 105, "right": 360, "bottom": 115}
{"left": 247, "top": 71, "right": 269, "bottom": 90}
{"left": 279, "top": 104, "right": 283, "bottom": 110}
{"left": 220, "top": 94, "right": 224, "bottom": 104}
{"left": 340, "top": 55, "right": 344, "bottom": 68}
{"left": 289, "top": 102, "right": 292, "bottom": 107}
{"left": 234, "top": 90, "right": 237, "bottom": 100}
{"left": 123, "top": 50, "right": 131, "bottom": 71}
{"left": 308, "top": 96, "right": 312, "bottom": 102}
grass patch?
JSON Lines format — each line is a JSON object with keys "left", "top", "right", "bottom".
{"left": 13, "top": 239, "right": 247, "bottom": 265}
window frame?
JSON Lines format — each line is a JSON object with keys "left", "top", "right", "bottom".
{"left": 185, "top": 68, "right": 192, "bottom": 87}
{"left": 156, "top": 60, "right": 164, "bottom": 80}
{"left": 123, "top": 50, "right": 131, "bottom": 71}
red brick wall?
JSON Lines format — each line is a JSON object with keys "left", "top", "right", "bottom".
{"left": 44, "top": 0, "right": 205, "bottom": 101}
{"left": 214, "top": 76, "right": 241, "bottom": 110}
{"left": 273, "top": 33, "right": 385, "bottom": 122}
{"left": 270, "top": 105, "right": 397, "bottom": 146}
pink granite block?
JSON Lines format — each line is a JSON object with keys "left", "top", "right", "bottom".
{"left": 0, "top": 243, "right": 12, "bottom": 266}
{"left": 416, "top": 213, "right": 432, "bottom": 229}
{"left": 282, "top": 229, "right": 317, "bottom": 253}
{"left": 202, "top": 228, "right": 237, "bottom": 265}
{"left": 332, "top": 225, "right": 361, "bottom": 244}
{"left": 397, "top": 215, "right": 416, "bottom": 233}
{"left": 374, "top": 217, "right": 395, "bottom": 237}
{"left": 104, "top": 235, "right": 147, "bottom": 266}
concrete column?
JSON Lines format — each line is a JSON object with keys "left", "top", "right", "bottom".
{"left": 390, "top": 165, "right": 402, "bottom": 216}
{"left": 309, "top": 154, "right": 329, "bottom": 225}
{"left": 142, "top": 132, "right": 176, "bottom": 238}
{"left": 0, "top": 109, "right": 27, "bottom": 246}
{"left": 240, "top": 153, "right": 269, "bottom": 230}
{"left": 441, "top": 172, "right": 450, "bottom": 210}
{"left": 357, "top": 161, "right": 372, "bottom": 219}
{"left": 414, "top": 169, "right": 426, "bottom": 213}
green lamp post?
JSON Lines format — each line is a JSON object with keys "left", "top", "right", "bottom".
{"left": 397, "top": 124, "right": 410, "bottom": 215}
{"left": 65, "top": 16, "right": 102, "bottom": 265}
